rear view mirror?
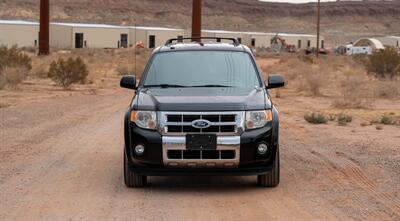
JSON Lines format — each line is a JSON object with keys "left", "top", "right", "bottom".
{"left": 266, "top": 74, "right": 285, "bottom": 89}
{"left": 120, "top": 75, "right": 137, "bottom": 90}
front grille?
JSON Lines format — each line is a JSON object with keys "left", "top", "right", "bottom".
{"left": 167, "top": 150, "right": 236, "bottom": 160}
{"left": 161, "top": 112, "right": 242, "bottom": 134}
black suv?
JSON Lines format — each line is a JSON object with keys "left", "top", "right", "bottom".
{"left": 120, "top": 37, "right": 285, "bottom": 188}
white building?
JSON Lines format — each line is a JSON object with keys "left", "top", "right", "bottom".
{"left": 130, "top": 27, "right": 185, "bottom": 48}
{"left": 50, "top": 23, "right": 130, "bottom": 49}
{"left": 0, "top": 20, "right": 39, "bottom": 48}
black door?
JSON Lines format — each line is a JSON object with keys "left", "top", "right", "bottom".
{"left": 121, "top": 34, "right": 128, "bottom": 48}
{"left": 149, "top": 35, "right": 156, "bottom": 48}
{"left": 75, "top": 33, "right": 84, "bottom": 48}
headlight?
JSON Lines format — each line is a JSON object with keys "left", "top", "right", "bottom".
{"left": 130, "top": 111, "right": 157, "bottom": 130}
{"left": 245, "top": 110, "right": 272, "bottom": 130}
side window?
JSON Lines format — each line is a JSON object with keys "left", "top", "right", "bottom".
{"left": 298, "top": 40, "right": 301, "bottom": 49}
{"left": 149, "top": 35, "right": 156, "bottom": 48}
{"left": 251, "top": 38, "right": 256, "bottom": 47}
{"left": 307, "top": 40, "right": 311, "bottom": 48}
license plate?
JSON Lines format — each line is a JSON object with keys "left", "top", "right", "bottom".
{"left": 186, "top": 134, "right": 217, "bottom": 150}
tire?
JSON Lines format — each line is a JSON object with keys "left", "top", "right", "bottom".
{"left": 124, "top": 150, "right": 147, "bottom": 188}
{"left": 257, "top": 147, "right": 280, "bottom": 187}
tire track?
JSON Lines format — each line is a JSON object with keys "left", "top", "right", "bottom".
{"left": 310, "top": 150, "right": 400, "bottom": 219}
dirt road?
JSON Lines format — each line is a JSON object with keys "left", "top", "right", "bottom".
{"left": 1, "top": 89, "right": 399, "bottom": 221}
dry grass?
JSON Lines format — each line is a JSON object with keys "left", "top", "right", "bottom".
{"left": 332, "top": 75, "right": 371, "bottom": 109}
{"left": 262, "top": 54, "right": 400, "bottom": 108}
{"left": 0, "top": 67, "right": 29, "bottom": 89}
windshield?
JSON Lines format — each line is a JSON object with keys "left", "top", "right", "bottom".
{"left": 143, "top": 51, "right": 261, "bottom": 88}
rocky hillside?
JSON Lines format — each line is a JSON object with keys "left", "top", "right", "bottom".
{"left": 0, "top": 0, "right": 399, "bottom": 43}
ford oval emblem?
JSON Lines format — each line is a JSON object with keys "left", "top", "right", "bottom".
{"left": 192, "top": 119, "right": 211, "bottom": 129}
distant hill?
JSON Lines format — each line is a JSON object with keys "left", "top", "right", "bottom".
{"left": 1, "top": 0, "right": 399, "bottom": 44}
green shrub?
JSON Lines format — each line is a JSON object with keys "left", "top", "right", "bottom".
{"left": 337, "top": 113, "right": 352, "bottom": 126}
{"left": 380, "top": 115, "right": 394, "bottom": 125}
{"left": 48, "top": 57, "right": 89, "bottom": 89}
{"left": 367, "top": 48, "right": 400, "bottom": 79}
{"left": 304, "top": 112, "right": 327, "bottom": 124}
{"left": 0, "top": 46, "right": 32, "bottom": 71}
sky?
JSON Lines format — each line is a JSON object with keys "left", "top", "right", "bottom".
{"left": 259, "top": 0, "right": 337, "bottom": 3}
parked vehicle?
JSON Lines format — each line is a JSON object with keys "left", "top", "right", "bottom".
{"left": 336, "top": 44, "right": 372, "bottom": 55}
{"left": 120, "top": 37, "right": 285, "bottom": 188}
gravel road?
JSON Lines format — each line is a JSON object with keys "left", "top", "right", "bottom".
{"left": 1, "top": 90, "right": 399, "bottom": 221}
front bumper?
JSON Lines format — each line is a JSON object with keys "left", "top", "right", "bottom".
{"left": 125, "top": 122, "right": 276, "bottom": 176}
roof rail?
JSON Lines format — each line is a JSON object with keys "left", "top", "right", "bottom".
{"left": 165, "top": 37, "right": 240, "bottom": 46}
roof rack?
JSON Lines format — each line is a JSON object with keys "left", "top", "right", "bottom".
{"left": 165, "top": 37, "right": 240, "bottom": 46}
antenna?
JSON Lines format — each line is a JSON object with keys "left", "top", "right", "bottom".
{"left": 316, "top": 0, "right": 321, "bottom": 58}
{"left": 134, "top": 23, "right": 137, "bottom": 77}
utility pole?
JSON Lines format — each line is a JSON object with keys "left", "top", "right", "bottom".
{"left": 316, "top": 0, "right": 320, "bottom": 58}
{"left": 39, "top": 0, "right": 50, "bottom": 55}
{"left": 191, "top": 0, "right": 202, "bottom": 41}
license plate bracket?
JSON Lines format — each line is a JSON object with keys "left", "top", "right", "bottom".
{"left": 186, "top": 134, "right": 217, "bottom": 150}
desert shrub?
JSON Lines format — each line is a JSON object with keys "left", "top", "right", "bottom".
{"left": 0, "top": 46, "right": 32, "bottom": 71}
{"left": 352, "top": 54, "right": 369, "bottom": 66}
{"left": 366, "top": 48, "right": 400, "bottom": 79}
{"left": 374, "top": 81, "right": 400, "bottom": 98}
{"left": 333, "top": 75, "right": 370, "bottom": 108}
{"left": 380, "top": 115, "right": 394, "bottom": 125}
{"left": 298, "top": 69, "right": 325, "bottom": 96}
{"left": 304, "top": 112, "right": 327, "bottom": 124}
{"left": 337, "top": 113, "right": 353, "bottom": 126}
{"left": 0, "top": 67, "right": 29, "bottom": 89}
{"left": 48, "top": 57, "right": 89, "bottom": 89}
{"left": 298, "top": 54, "right": 314, "bottom": 64}
{"left": 328, "top": 114, "right": 337, "bottom": 121}
{"left": 34, "top": 67, "right": 49, "bottom": 79}
{"left": 0, "top": 72, "right": 7, "bottom": 89}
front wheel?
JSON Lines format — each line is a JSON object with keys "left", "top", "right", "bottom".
{"left": 124, "top": 150, "right": 147, "bottom": 188}
{"left": 257, "top": 147, "right": 280, "bottom": 187}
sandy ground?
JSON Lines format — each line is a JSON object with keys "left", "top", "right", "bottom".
{"left": 1, "top": 82, "right": 399, "bottom": 220}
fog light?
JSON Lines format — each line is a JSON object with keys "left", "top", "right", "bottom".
{"left": 134, "top": 144, "right": 145, "bottom": 156}
{"left": 257, "top": 143, "right": 269, "bottom": 155}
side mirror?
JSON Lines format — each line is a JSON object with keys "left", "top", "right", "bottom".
{"left": 120, "top": 75, "right": 137, "bottom": 90}
{"left": 266, "top": 74, "right": 285, "bottom": 89}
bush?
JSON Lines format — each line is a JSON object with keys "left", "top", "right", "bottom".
{"left": 304, "top": 112, "right": 328, "bottom": 124}
{"left": 367, "top": 48, "right": 400, "bottom": 79}
{"left": 0, "top": 67, "right": 29, "bottom": 88}
{"left": 0, "top": 46, "right": 32, "bottom": 89}
{"left": 48, "top": 57, "right": 89, "bottom": 89}
{"left": 333, "top": 75, "right": 369, "bottom": 109}
{"left": 380, "top": 115, "right": 394, "bottom": 125}
{"left": 297, "top": 69, "right": 325, "bottom": 96}
{"left": 337, "top": 113, "right": 353, "bottom": 126}
{"left": 0, "top": 72, "right": 6, "bottom": 89}
{"left": 0, "top": 46, "right": 32, "bottom": 71}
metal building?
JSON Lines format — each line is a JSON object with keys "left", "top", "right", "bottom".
{"left": 0, "top": 20, "right": 39, "bottom": 48}
{"left": 0, "top": 19, "right": 325, "bottom": 50}
{"left": 50, "top": 23, "right": 130, "bottom": 49}
{"left": 375, "top": 36, "right": 400, "bottom": 48}
{"left": 130, "top": 27, "right": 185, "bottom": 48}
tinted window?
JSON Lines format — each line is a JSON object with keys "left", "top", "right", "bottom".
{"left": 144, "top": 51, "right": 260, "bottom": 88}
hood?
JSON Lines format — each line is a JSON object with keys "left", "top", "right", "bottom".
{"left": 133, "top": 87, "right": 270, "bottom": 111}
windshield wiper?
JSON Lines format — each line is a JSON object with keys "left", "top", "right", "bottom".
{"left": 191, "top": 84, "right": 232, "bottom": 88}
{"left": 144, "top": 84, "right": 188, "bottom": 88}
